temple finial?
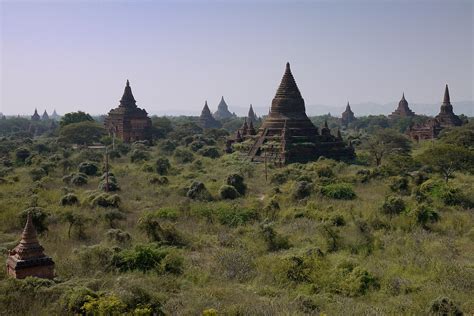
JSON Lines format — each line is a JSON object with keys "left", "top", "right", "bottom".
{"left": 443, "top": 84, "right": 450, "bottom": 104}
{"left": 126, "top": 79, "right": 130, "bottom": 87}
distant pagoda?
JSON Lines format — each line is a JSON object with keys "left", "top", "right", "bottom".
{"left": 42, "top": 110, "right": 49, "bottom": 120}
{"left": 200, "top": 101, "right": 222, "bottom": 129}
{"left": 341, "top": 102, "right": 356, "bottom": 126}
{"left": 248, "top": 104, "right": 258, "bottom": 124}
{"left": 227, "top": 63, "right": 354, "bottom": 164}
{"left": 50, "top": 109, "right": 60, "bottom": 121}
{"left": 389, "top": 93, "right": 415, "bottom": 118}
{"left": 31, "top": 109, "right": 41, "bottom": 121}
{"left": 104, "top": 80, "right": 152, "bottom": 142}
{"left": 6, "top": 212, "right": 55, "bottom": 279}
{"left": 435, "top": 84, "right": 462, "bottom": 127}
{"left": 408, "top": 84, "right": 463, "bottom": 141}
{"left": 213, "top": 96, "right": 235, "bottom": 120}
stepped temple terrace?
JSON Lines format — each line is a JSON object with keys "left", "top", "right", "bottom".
{"left": 408, "top": 84, "right": 463, "bottom": 141}
{"left": 200, "top": 101, "right": 222, "bottom": 129}
{"left": 389, "top": 93, "right": 415, "bottom": 118}
{"left": 213, "top": 96, "right": 235, "bottom": 120}
{"left": 227, "top": 63, "right": 354, "bottom": 164}
{"left": 341, "top": 102, "right": 356, "bottom": 126}
{"left": 6, "top": 213, "right": 55, "bottom": 279}
{"left": 104, "top": 80, "right": 152, "bottom": 142}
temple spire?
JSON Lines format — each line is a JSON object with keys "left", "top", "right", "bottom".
{"left": 274, "top": 62, "right": 302, "bottom": 99}
{"left": 120, "top": 79, "right": 137, "bottom": 107}
{"left": 443, "top": 84, "right": 450, "bottom": 104}
{"left": 21, "top": 212, "right": 38, "bottom": 245}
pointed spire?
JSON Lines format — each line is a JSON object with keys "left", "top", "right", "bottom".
{"left": 120, "top": 79, "right": 137, "bottom": 107}
{"left": 21, "top": 212, "right": 38, "bottom": 244}
{"left": 274, "top": 62, "right": 302, "bottom": 99}
{"left": 443, "top": 84, "right": 450, "bottom": 104}
{"left": 401, "top": 93, "right": 406, "bottom": 101}
{"left": 345, "top": 101, "right": 351, "bottom": 111}
{"left": 324, "top": 120, "right": 328, "bottom": 129}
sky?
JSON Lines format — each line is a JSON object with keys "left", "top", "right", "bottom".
{"left": 0, "top": 0, "right": 473, "bottom": 116}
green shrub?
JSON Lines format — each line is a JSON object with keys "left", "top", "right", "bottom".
{"left": 381, "top": 195, "right": 405, "bottom": 216}
{"left": 60, "top": 286, "right": 98, "bottom": 314}
{"left": 186, "top": 181, "right": 212, "bottom": 201}
{"left": 427, "top": 296, "right": 463, "bottom": 316}
{"left": 15, "top": 147, "right": 31, "bottom": 164}
{"left": 215, "top": 249, "right": 255, "bottom": 281}
{"left": 106, "top": 229, "right": 131, "bottom": 245}
{"left": 217, "top": 206, "right": 258, "bottom": 227}
{"left": 219, "top": 185, "right": 240, "bottom": 200}
{"left": 29, "top": 167, "right": 47, "bottom": 181}
{"left": 389, "top": 176, "right": 409, "bottom": 193}
{"left": 173, "top": 147, "right": 194, "bottom": 164}
{"left": 111, "top": 244, "right": 178, "bottom": 274}
{"left": 78, "top": 162, "right": 98, "bottom": 176}
{"left": 198, "top": 146, "right": 221, "bottom": 159}
{"left": 89, "top": 193, "right": 121, "bottom": 208}
{"left": 321, "top": 183, "right": 356, "bottom": 200}
{"left": 60, "top": 193, "right": 80, "bottom": 206}
{"left": 259, "top": 221, "right": 291, "bottom": 251}
{"left": 411, "top": 204, "right": 440, "bottom": 228}
{"left": 340, "top": 266, "right": 379, "bottom": 296}
{"left": 155, "top": 157, "right": 171, "bottom": 175}
{"left": 286, "top": 256, "right": 311, "bottom": 283}
{"left": 292, "top": 181, "right": 313, "bottom": 200}
{"left": 226, "top": 173, "right": 246, "bottom": 195}
{"left": 137, "top": 213, "right": 185, "bottom": 246}
{"left": 71, "top": 173, "right": 88, "bottom": 186}
{"left": 148, "top": 175, "right": 169, "bottom": 185}
{"left": 130, "top": 149, "right": 150, "bottom": 163}
{"left": 82, "top": 294, "right": 127, "bottom": 315}
{"left": 102, "top": 209, "right": 126, "bottom": 228}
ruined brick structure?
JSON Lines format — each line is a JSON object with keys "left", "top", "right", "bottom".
{"left": 227, "top": 63, "right": 354, "bottom": 164}
{"left": 389, "top": 93, "right": 415, "bottom": 118}
{"left": 213, "top": 96, "right": 235, "bottom": 120}
{"left": 200, "top": 101, "right": 222, "bottom": 129}
{"left": 341, "top": 102, "right": 356, "bottom": 126}
{"left": 408, "top": 85, "right": 462, "bottom": 141}
{"left": 104, "top": 80, "right": 152, "bottom": 142}
{"left": 6, "top": 212, "right": 55, "bottom": 279}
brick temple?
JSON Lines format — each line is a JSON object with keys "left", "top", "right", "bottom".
{"left": 408, "top": 85, "right": 463, "bottom": 141}
{"left": 104, "top": 80, "right": 152, "bottom": 142}
{"left": 6, "top": 212, "right": 55, "bottom": 279}
{"left": 341, "top": 102, "right": 356, "bottom": 126}
{"left": 227, "top": 63, "right": 354, "bottom": 164}
{"left": 200, "top": 101, "right": 222, "bottom": 129}
{"left": 389, "top": 93, "right": 415, "bottom": 118}
{"left": 247, "top": 104, "right": 258, "bottom": 124}
{"left": 213, "top": 96, "right": 235, "bottom": 120}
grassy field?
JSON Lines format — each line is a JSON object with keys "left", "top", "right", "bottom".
{"left": 0, "top": 138, "right": 473, "bottom": 315}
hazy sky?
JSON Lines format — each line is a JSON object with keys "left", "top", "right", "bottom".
{"left": 1, "top": 0, "right": 473, "bottom": 116}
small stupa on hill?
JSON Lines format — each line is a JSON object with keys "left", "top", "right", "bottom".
{"left": 200, "top": 101, "right": 222, "bottom": 129}
{"left": 389, "top": 93, "right": 415, "bottom": 118}
{"left": 213, "top": 96, "right": 235, "bottom": 120}
{"left": 6, "top": 212, "right": 55, "bottom": 279}
{"left": 227, "top": 63, "right": 354, "bottom": 163}
{"left": 104, "top": 80, "right": 152, "bottom": 142}
{"left": 341, "top": 102, "right": 356, "bottom": 126}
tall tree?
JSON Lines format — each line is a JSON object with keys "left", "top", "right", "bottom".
{"left": 60, "top": 111, "right": 94, "bottom": 127}
{"left": 59, "top": 121, "right": 105, "bottom": 145}
{"left": 417, "top": 143, "right": 474, "bottom": 183}
{"left": 363, "top": 129, "right": 411, "bottom": 166}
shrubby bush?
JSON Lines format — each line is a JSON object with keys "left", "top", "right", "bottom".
{"left": 137, "top": 212, "right": 185, "bottom": 246}
{"left": 389, "top": 176, "right": 409, "bottom": 194}
{"left": 148, "top": 175, "right": 169, "bottom": 185}
{"left": 260, "top": 220, "right": 290, "bottom": 251}
{"left": 130, "top": 149, "right": 150, "bottom": 163}
{"left": 88, "top": 192, "right": 121, "bottom": 208}
{"left": 215, "top": 249, "right": 255, "bottom": 281}
{"left": 410, "top": 204, "right": 440, "bottom": 229}
{"left": 68, "top": 173, "right": 88, "bottom": 186}
{"left": 102, "top": 209, "right": 126, "bottom": 228}
{"left": 186, "top": 181, "right": 212, "bottom": 201}
{"left": 29, "top": 167, "right": 47, "bottom": 181}
{"left": 219, "top": 185, "right": 240, "bottom": 200}
{"left": 60, "top": 286, "right": 99, "bottom": 314}
{"left": 427, "top": 296, "right": 463, "bottom": 316}
{"left": 226, "top": 173, "right": 246, "bottom": 195}
{"left": 381, "top": 195, "right": 405, "bottom": 216}
{"left": 173, "top": 147, "right": 194, "bottom": 163}
{"left": 78, "top": 161, "right": 98, "bottom": 176}
{"left": 198, "top": 146, "right": 221, "bottom": 159}
{"left": 60, "top": 193, "right": 80, "bottom": 206}
{"left": 321, "top": 183, "right": 356, "bottom": 200}
{"left": 155, "top": 157, "right": 171, "bottom": 175}
{"left": 106, "top": 229, "right": 132, "bottom": 245}
{"left": 217, "top": 205, "right": 258, "bottom": 227}
{"left": 292, "top": 181, "right": 313, "bottom": 200}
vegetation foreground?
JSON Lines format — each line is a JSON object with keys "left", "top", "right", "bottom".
{"left": 0, "top": 116, "right": 473, "bottom": 315}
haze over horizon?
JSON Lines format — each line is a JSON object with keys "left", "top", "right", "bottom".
{"left": 1, "top": 0, "right": 473, "bottom": 116}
